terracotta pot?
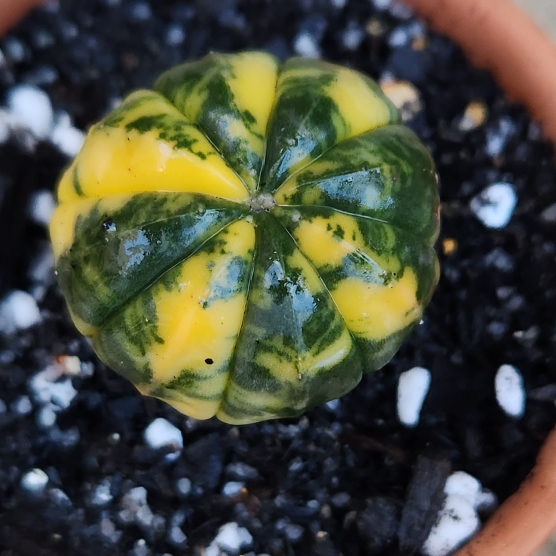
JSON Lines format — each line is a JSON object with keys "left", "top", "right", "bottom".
{"left": 402, "top": 0, "right": 556, "bottom": 555}
{"left": 0, "top": 0, "right": 44, "bottom": 37}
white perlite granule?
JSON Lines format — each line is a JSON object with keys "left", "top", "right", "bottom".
{"left": 495, "top": 364, "right": 526, "bottom": 418}
{"left": 396, "top": 366, "right": 431, "bottom": 427}
{"left": 143, "top": 418, "right": 184, "bottom": 451}
{"left": 469, "top": 182, "right": 517, "bottom": 229}
{"left": 7, "top": 84, "right": 53, "bottom": 139}
{"left": 0, "top": 290, "right": 41, "bottom": 334}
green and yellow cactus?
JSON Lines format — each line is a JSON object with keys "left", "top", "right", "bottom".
{"left": 50, "top": 51, "right": 440, "bottom": 424}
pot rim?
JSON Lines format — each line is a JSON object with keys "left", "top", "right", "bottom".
{"left": 0, "top": 0, "right": 44, "bottom": 38}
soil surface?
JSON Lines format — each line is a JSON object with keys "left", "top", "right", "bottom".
{"left": 0, "top": 1, "right": 555, "bottom": 555}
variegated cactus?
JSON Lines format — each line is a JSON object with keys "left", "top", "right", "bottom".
{"left": 50, "top": 52, "right": 439, "bottom": 424}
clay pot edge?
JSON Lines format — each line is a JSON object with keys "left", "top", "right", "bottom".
{"left": 0, "top": 0, "right": 44, "bottom": 38}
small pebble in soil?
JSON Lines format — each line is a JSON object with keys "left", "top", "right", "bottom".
{"left": 442, "top": 238, "right": 458, "bottom": 256}
{"left": 372, "top": 0, "right": 391, "bottom": 10}
{"left": 3, "top": 37, "right": 27, "bottom": 63}
{"left": 341, "top": 22, "right": 365, "bottom": 51}
{"left": 99, "top": 518, "right": 122, "bottom": 543}
{"left": 422, "top": 470, "right": 497, "bottom": 555}
{"left": 458, "top": 101, "right": 488, "bottom": 132}
{"left": 49, "top": 488, "right": 72, "bottom": 509}
{"left": 143, "top": 417, "right": 183, "bottom": 454}
{"left": 388, "top": 25, "right": 410, "bottom": 47}
{"left": 20, "top": 468, "right": 49, "bottom": 493}
{"left": 50, "top": 111, "right": 85, "bottom": 157}
{"left": 422, "top": 495, "right": 480, "bottom": 556}
{"left": 6, "top": 84, "right": 53, "bottom": 139}
{"left": 57, "top": 355, "right": 84, "bottom": 376}
{"left": 119, "top": 486, "right": 154, "bottom": 529}
{"left": 175, "top": 477, "right": 192, "bottom": 497}
{"left": 484, "top": 247, "right": 514, "bottom": 272}
{"left": 30, "top": 28, "right": 55, "bottom": 50}
{"left": 28, "top": 189, "right": 56, "bottom": 226}
{"left": 130, "top": 2, "right": 152, "bottom": 21}
{"left": 469, "top": 182, "right": 517, "bottom": 229}
{"left": 130, "top": 538, "right": 150, "bottom": 556}
{"left": 444, "top": 471, "right": 497, "bottom": 512}
{"left": 205, "top": 522, "right": 253, "bottom": 556}
{"left": 0, "top": 289, "right": 41, "bottom": 334}
{"left": 11, "top": 395, "right": 33, "bottom": 415}
{"left": 397, "top": 366, "right": 431, "bottom": 427}
{"left": 90, "top": 482, "right": 114, "bottom": 507}
{"left": 222, "top": 481, "right": 245, "bottom": 497}
{"left": 29, "top": 364, "right": 77, "bottom": 410}
{"left": 541, "top": 203, "right": 556, "bottom": 223}
{"left": 225, "top": 462, "right": 259, "bottom": 481}
{"left": 167, "top": 524, "right": 187, "bottom": 546}
{"left": 380, "top": 79, "right": 422, "bottom": 122}
{"left": 495, "top": 364, "right": 526, "bottom": 418}
{"left": 293, "top": 32, "right": 321, "bottom": 59}
{"left": 485, "top": 116, "right": 516, "bottom": 157}
{"left": 388, "top": 1, "right": 413, "bottom": 19}
{"left": 331, "top": 491, "right": 351, "bottom": 508}
{"left": 36, "top": 404, "right": 57, "bottom": 428}
{"left": 285, "top": 522, "right": 305, "bottom": 543}
{"left": 165, "top": 23, "right": 186, "bottom": 46}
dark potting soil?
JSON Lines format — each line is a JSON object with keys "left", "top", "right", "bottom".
{"left": 0, "top": 1, "right": 555, "bottom": 555}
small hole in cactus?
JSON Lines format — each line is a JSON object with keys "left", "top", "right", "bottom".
{"left": 102, "top": 218, "right": 116, "bottom": 232}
